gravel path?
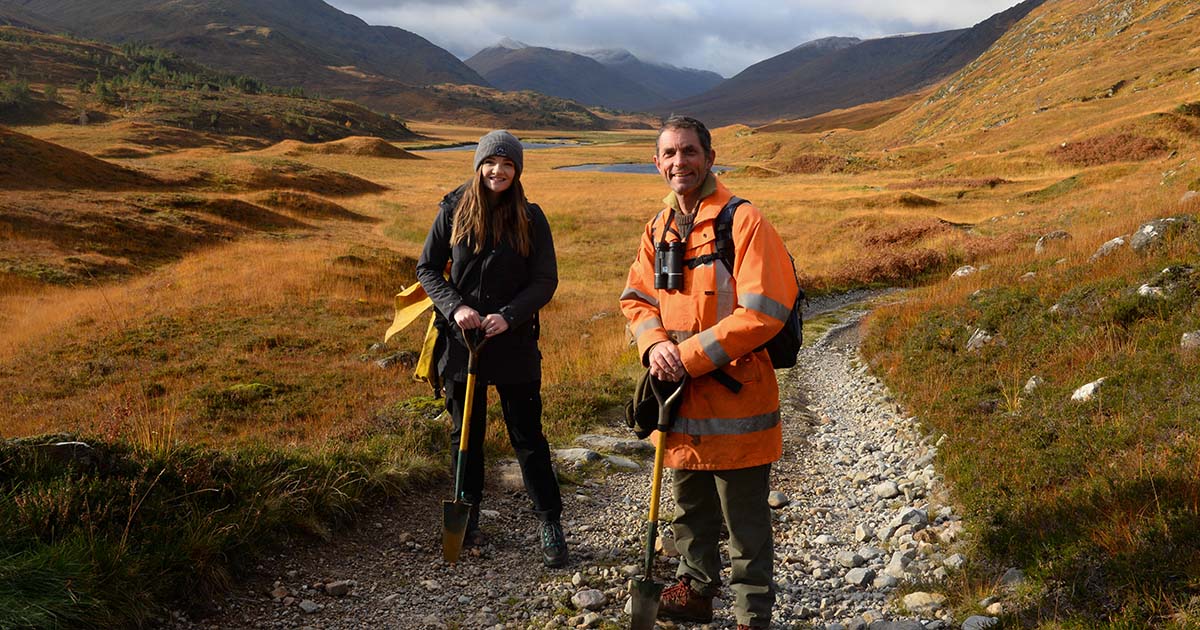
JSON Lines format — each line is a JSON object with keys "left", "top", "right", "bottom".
{"left": 171, "top": 302, "right": 988, "bottom": 630}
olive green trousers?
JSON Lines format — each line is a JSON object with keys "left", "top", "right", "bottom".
{"left": 671, "top": 463, "right": 774, "bottom": 628}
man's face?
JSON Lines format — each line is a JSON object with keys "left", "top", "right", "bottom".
{"left": 653, "top": 127, "right": 715, "bottom": 200}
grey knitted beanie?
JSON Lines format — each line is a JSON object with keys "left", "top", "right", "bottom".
{"left": 473, "top": 130, "right": 524, "bottom": 176}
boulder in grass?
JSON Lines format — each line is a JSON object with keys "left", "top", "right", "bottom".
{"left": 1035, "top": 230, "right": 1071, "bottom": 254}
{"left": 555, "top": 448, "right": 602, "bottom": 464}
{"left": 963, "top": 616, "right": 1000, "bottom": 630}
{"left": 966, "top": 329, "right": 994, "bottom": 352}
{"left": 1071, "top": 378, "right": 1106, "bottom": 402}
{"left": 1130, "top": 215, "right": 1196, "bottom": 253}
{"left": 1090, "top": 236, "right": 1126, "bottom": 261}
{"left": 1182, "top": 331, "right": 1200, "bottom": 352}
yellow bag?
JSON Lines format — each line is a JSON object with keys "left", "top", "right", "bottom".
{"left": 384, "top": 283, "right": 434, "bottom": 343}
{"left": 413, "top": 313, "right": 442, "bottom": 393}
{"left": 383, "top": 283, "right": 442, "bottom": 393}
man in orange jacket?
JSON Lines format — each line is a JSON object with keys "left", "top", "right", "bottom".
{"left": 620, "top": 115, "right": 797, "bottom": 629}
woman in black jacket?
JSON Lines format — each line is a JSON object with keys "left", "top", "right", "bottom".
{"left": 415, "top": 130, "right": 566, "bottom": 568}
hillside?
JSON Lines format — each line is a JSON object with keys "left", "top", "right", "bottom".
{"left": 878, "top": 0, "right": 1200, "bottom": 149}
{"left": 466, "top": 42, "right": 663, "bottom": 112}
{"left": 674, "top": 0, "right": 1046, "bottom": 126}
{"left": 0, "top": 4, "right": 634, "bottom": 130}
{"left": 3, "top": 0, "right": 486, "bottom": 90}
{"left": 0, "top": 27, "right": 418, "bottom": 145}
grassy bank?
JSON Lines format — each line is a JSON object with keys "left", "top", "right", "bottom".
{"left": 862, "top": 202, "right": 1200, "bottom": 625}
{"left": 0, "top": 433, "right": 442, "bottom": 629}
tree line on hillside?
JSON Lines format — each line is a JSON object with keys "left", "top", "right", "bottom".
{"left": 0, "top": 29, "right": 310, "bottom": 113}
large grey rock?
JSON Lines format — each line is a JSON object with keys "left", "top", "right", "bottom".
{"left": 963, "top": 616, "right": 1000, "bottom": 630}
{"left": 837, "top": 551, "right": 866, "bottom": 568}
{"left": 951, "top": 265, "right": 978, "bottom": 278}
{"left": 465, "top": 611, "right": 501, "bottom": 626}
{"left": 573, "top": 434, "right": 654, "bottom": 455}
{"left": 323, "top": 580, "right": 353, "bottom": 597}
{"left": 1001, "top": 567, "right": 1026, "bottom": 587}
{"left": 1035, "top": 230, "right": 1071, "bottom": 254}
{"left": 868, "top": 621, "right": 924, "bottom": 630}
{"left": 873, "top": 481, "right": 900, "bottom": 499}
{"left": 571, "top": 588, "right": 606, "bottom": 611}
{"left": 1130, "top": 215, "right": 1196, "bottom": 253}
{"left": 873, "top": 574, "right": 898, "bottom": 589}
{"left": 1071, "top": 378, "right": 1106, "bottom": 402}
{"left": 844, "top": 567, "right": 875, "bottom": 587}
{"left": 605, "top": 455, "right": 640, "bottom": 471}
{"left": 884, "top": 551, "right": 911, "bottom": 578}
{"left": 768, "top": 490, "right": 790, "bottom": 509}
{"left": 1137, "top": 283, "right": 1167, "bottom": 299}
{"left": 966, "top": 328, "right": 994, "bottom": 352}
{"left": 554, "top": 448, "right": 602, "bottom": 464}
{"left": 902, "top": 591, "right": 946, "bottom": 614}
{"left": 895, "top": 507, "right": 928, "bottom": 530}
{"left": 1182, "top": 331, "right": 1200, "bottom": 351}
{"left": 28, "top": 441, "right": 97, "bottom": 468}
{"left": 1090, "top": 236, "right": 1126, "bottom": 261}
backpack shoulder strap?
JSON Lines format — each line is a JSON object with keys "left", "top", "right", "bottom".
{"left": 715, "top": 196, "right": 749, "bottom": 273}
{"left": 681, "top": 196, "right": 750, "bottom": 270}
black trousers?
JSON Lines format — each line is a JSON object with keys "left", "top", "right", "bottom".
{"left": 445, "top": 379, "right": 563, "bottom": 523}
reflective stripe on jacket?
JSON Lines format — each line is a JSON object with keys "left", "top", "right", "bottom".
{"left": 620, "top": 180, "right": 797, "bottom": 470}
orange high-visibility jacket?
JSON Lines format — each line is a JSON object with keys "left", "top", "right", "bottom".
{"left": 620, "top": 180, "right": 798, "bottom": 470}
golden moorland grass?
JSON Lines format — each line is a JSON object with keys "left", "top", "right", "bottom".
{"left": 3, "top": 112, "right": 1192, "bottom": 450}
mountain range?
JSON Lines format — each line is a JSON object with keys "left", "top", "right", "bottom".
{"left": 0, "top": 0, "right": 1051, "bottom": 128}
{"left": 670, "top": 0, "right": 1048, "bottom": 125}
{"left": 3, "top": 0, "right": 485, "bottom": 88}
{"left": 0, "top": 0, "right": 634, "bottom": 129}
{"left": 466, "top": 39, "right": 723, "bottom": 112}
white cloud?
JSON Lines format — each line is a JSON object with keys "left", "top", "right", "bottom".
{"left": 329, "top": 0, "right": 1026, "bottom": 76}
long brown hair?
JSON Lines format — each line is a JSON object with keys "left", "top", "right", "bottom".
{"left": 450, "top": 167, "right": 533, "bottom": 257}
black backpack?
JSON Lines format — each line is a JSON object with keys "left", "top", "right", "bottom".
{"left": 711, "top": 197, "right": 804, "bottom": 369}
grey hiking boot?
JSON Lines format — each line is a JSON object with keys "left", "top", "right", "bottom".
{"left": 540, "top": 520, "right": 568, "bottom": 568}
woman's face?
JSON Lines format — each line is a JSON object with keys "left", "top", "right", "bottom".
{"left": 479, "top": 155, "right": 516, "bottom": 196}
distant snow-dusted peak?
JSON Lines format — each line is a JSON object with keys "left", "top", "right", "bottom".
{"left": 791, "top": 36, "right": 862, "bottom": 52}
{"left": 495, "top": 37, "right": 530, "bottom": 50}
{"left": 581, "top": 48, "right": 637, "bottom": 65}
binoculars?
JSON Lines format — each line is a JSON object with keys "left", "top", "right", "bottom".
{"left": 654, "top": 240, "right": 684, "bottom": 290}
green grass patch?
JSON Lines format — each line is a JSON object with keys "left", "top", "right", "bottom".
{"left": 863, "top": 242, "right": 1200, "bottom": 625}
{"left": 0, "top": 434, "right": 441, "bottom": 629}
{"left": 1023, "top": 175, "right": 1081, "bottom": 203}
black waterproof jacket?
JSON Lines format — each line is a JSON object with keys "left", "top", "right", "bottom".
{"left": 415, "top": 186, "right": 558, "bottom": 385}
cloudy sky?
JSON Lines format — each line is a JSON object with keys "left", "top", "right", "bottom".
{"left": 326, "top": 0, "right": 1023, "bottom": 77}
